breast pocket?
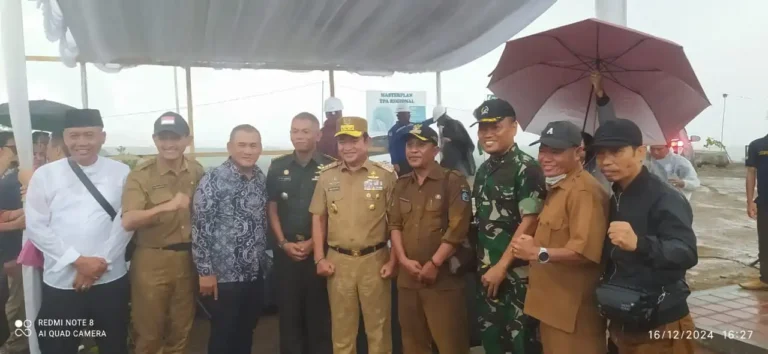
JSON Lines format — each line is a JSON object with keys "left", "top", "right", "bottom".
{"left": 149, "top": 188, "right": 174, "bottom": 207}
{"left": 490, "top": 186, "right": 518, "bottom": 221}
{"left": 536, "top": 213, "right": 564, "bottom": 247}
{"left": 327, "top": 189, "right": 344, "bottom": 214}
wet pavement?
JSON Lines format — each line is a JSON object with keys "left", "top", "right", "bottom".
{"left": 690, "top": 285, "right": 768, "bottom": 354}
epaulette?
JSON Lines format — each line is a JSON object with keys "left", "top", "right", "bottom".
{"left": 187, "top": 158, "right": 204, "bottom": 172}
{"left": 372, "top": 160, "right": 394, "bottom": 173}
{"left": 319, "top": 161, "right": 341, "bottom": 173}
{"left": 134, "top": 157, "right": 157, "bottom": 171}
{"left": 448, "top": 169, "right": 465, "bottom": 178}
{"left": 321, "top": 153, "right": 337, "bottom": 162}
{"left": 273, "top": 153, "right": 291, "bottom": 161}
{"left": 397, "top": 171, "right": 413, "bottom": 179}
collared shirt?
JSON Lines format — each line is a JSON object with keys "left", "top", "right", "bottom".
{"left": 318, "top": 118, "right": 340, "bottom": 159}
{"left": 387, "top": 118, "right": 435, "bottom": 165}
{"left": 473, "top": 144, "right": 546, "bottom": 268}
{"left": 122, "top": 157, "right": 204, "bottom": 248}
{"left": 267, "top": 151, "right": 335, "bottom": 241}
{"left": 388, "top": 164, "right": 472, "bottom": 289}
{"left": 524, "top": 168, "right": 608, "bottom": 333}
{"left": 309, "top": 159, "right": 396, "bottom": 249}
{"left": 648, "top": 153, "right": 700, "bottom": 201}
{"left": 0, "top": 168, "right": 22, "bottom": 263}
{"left": 192, "top": 159, "right": 269, "bottom": 283}
{"left": 747, "top": 135, "right": 768, "bottom": 205}
{"left": 25, "top": 157, "right": 133, "bottom": 289}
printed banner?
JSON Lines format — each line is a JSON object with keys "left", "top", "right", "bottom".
{"left": 366, "top": 91, "right": 427, "bottom": 135}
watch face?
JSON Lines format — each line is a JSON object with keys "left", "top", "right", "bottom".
{"left": 538, "top": 251, "right": 549, "bottom": 263}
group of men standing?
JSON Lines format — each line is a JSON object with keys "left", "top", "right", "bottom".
{"left": 10, "top": 78, "right": 700, "bottom": 354}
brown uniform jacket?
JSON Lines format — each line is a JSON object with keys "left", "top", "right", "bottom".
{"left": 388, "top": 165, "right": 472, "bottom": 289}
{"left": 524, "top": 168, "right": 609, "bottom": 333}
{"left": 309, "top": 159, "right": 396, "bottom": 249}
{"left": 122, "top": 157, "right": 204, "bottom": 248}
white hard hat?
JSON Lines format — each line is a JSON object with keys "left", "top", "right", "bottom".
{"left": 324, "top": 97, "right": 343, "bottom": 113}
{"left": 433, "top": 105, "right": 447, "bottom": 120}
{"left": 395, "top": 103, "right": 410, "bottom": 113}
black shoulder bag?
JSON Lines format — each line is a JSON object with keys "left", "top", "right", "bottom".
{"left": 68, "top": 159, "right": 135, "bottom": 261}
{"left": 442, "top": 170, "right": 477, "bottom": 275}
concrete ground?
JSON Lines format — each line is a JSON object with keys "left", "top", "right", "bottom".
{"left": 182, "top": 164, "right": 751, "bottom": 353}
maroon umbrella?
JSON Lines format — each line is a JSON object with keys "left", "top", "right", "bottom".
{"left": 488, "top": 18, "right": 710, "bottom": 145}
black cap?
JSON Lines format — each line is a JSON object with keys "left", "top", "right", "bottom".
{"left": 406, "top": 124, "right": 439, "bottom": 145}
{"left": 471, "top": 98, "right": 516, "bottom": 127}
{"left": 153, "top": 112, "right": 190, "bottom": 136}
{"left": 591, "top": 119, "right": 643, "bottom": 149}
{"left": 529, "top": 121, "right": 582, "bottom": 149}
{"left": 63, "top": 109, "right": 103, "bottom": 129}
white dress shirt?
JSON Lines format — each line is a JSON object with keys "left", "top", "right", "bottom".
{"left": 25, "top": 157, "right": 133, "bottom": 290}
{"left": 649, "top": 153, "right": 701, "bottom": 201}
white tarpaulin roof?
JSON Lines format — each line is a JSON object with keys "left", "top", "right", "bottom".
{"left": 38, "top": 0, "right": 556, "bottom": 73}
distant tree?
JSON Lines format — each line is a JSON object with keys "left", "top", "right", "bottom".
{"left": 704, "top": 137, "right": 727, "bottom": 151}
{"left": 116, "top": 146, "right": 127, "bottom": 154}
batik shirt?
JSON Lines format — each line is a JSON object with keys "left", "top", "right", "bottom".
{"left": 473, "top": 144, "right": 546, "bottom": 268}
{"left": 192, "top": 159, "right": 270, "bottom": 283}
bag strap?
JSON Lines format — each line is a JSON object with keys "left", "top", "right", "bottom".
{"left": 68, "top": 158, "right": 117, "bottom": 221}
{"left": 440, "top": 169, "right": 451, "bottom": 233}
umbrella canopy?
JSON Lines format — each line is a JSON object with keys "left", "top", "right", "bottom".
{"left": 0, "top": 100, "right": 76, "bottom": 131}
{"left": 488, "top": 18, "right": 710, "bottom": 145}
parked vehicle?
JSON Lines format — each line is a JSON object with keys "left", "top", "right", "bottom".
{"left": 670, "top": 128, "right": 700, "bottom": 165}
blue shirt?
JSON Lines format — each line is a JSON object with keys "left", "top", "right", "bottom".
{"left": 387, "top": 118, "right": 434, "bottom": 165}
{"left": 192, "top": 159, "right": 270, "bottom": 283}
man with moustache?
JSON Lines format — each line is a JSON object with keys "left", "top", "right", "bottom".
{"left": 511, "top": 121, "right": 609, "bottom": 354}
{"left": 471, "top": 99, "right": 546, "bottom": 354}
{"left": 591, "top": 119, "right": 697, "bottom": 354}
{"left": 267, "top": 112, "right": 334, "bottom": 354}
{"left": 310, "top": 117, "right": 398, "bottom": 354}
{"left": 388, "top": 124, "right": 472, "bottom": 354}
{"left": 121, "top": 112, "right": 203, "bottom": 354}
{"left": 26, "top": 109, "right": 133, "bottom": 354}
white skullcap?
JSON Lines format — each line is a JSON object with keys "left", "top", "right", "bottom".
{"left": 395, "top": 103, "right": 410, "bottom": 113}
{"left": 433, "top": 105, "right": 447, "bottom": 120}
{"left": 324, "top": 97, "right": 343, "bottom": 113}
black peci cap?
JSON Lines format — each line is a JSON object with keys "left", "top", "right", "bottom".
{"left": 591, "top": 119, "right": 643, "bottom": 149}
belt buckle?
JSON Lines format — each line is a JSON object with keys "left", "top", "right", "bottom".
{"left": 296, "top": 234, "right": 305, "bottom": 241}
{"left": 351, "top": 249, "right": 361, "bottom": 257}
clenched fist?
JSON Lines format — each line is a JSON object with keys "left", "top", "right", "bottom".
{"left": 607, "top": 221, "right": 638, "bottom": 251}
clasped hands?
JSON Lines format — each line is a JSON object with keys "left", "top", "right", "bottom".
{"left": 400, "top": 258, "right": 438, "bottom": 285}
{"left": 72, "top": 256, "right": 108, "bottom": 292}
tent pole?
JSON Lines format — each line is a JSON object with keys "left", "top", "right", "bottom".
{"left": 174, "top": 67, "right": 181, "bottom": 113}
{"left": 329, "top": 70, "right": 336, "bottom": 97}
{"left": 595, "top": 0, "right": 627, "bottom": 25}
{"left": 436, "top": 71, "right": 443, "bottom": 105}
{"left": 2, "top": 1, "right": 41, "bottom": 353}
{"left": 185, "top": 67, "right": 195, "bottom": 153}
{"left": 320, "top": 80, "right": 325, "bottom": 124}
{"left": 79, "top": 62, "right": 89, "bottom": 108}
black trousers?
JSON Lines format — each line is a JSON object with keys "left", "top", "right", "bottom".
{"left": 758, "top": 205, "right": 768, "bottom": 282}
{"left": 36, "top": 274, "right": 130, "bottom": 354}
{"left": 0, "top": 273, "right": 9, "bottom": 345}
{"left": 204, "top": 278, "right": 263, "bottom": 354}
{"left": 276, "top": 253, "right": 332, "bottom": 354}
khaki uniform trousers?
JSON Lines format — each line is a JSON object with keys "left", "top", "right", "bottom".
{"left": 609, "top": 314, "right": 696, "bottom": 354}
{"left": 4, "top": 271, "right": 28, "bottom": 352}
{"left": 539, "top": 301, "right": 605, "bottom": 354}
{"left": 130, "top": 247, "right": 196, "bottom": 354}
{"left": 327, "top": 248, "right": 392, "bottom": 354}
{"left": 398, "top": 286, "right": 469, "bottom": 354}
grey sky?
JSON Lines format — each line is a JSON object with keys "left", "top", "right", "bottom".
{"left": 1, "top": 0, "right": 766, "bottom": 160}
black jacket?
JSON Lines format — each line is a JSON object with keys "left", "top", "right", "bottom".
{"left": 603, "top": 167, "right": 698, "bottom": 327}
{"left": 437, "top": 115, "right": 476, "bottom": 176}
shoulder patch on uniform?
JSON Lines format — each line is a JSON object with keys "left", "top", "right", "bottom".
{"left": 134, "top": 157, "right": 156, "bottom": 171}
{"left": 372, "top": 161, "right": 394, "bottom": 173}
{"left": 319, "top": 161, "right": 341, "bottom": 173}
{"left": 461, "top": 189, "right": 471, "bottom": 202}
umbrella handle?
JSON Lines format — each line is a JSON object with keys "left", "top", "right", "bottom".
{"left": 582, "top": 84, "right": 595, "bottom": 132}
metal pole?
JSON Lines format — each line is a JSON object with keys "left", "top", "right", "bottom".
{"left": 436, "top": 71, "right": 444, "bottom": 160}
{"left": 329, "top": 70, "right": 336, "bottom": 97}
{"left": 595, "top": 0, "right": 627, "bottom": 25}
{"left": 79, "top": 62, "right": 89, "bottom": 108}
{"left": 1, "top": 1, "right": 41, "bottom": 352}
{"left": 320, "top": 80, "right": 325, "bottom": 124}
{"left": 185, "top": 67, "right": 195, "bottom": 153}
{"left": 173, "top": 67, "right": 180, "bottom": 113}
{"left": 721, "top": 93, "right": 728, "bottom": 144}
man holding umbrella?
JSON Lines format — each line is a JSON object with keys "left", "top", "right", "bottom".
{"left": 472, "top": 98, "right": 546, "bottom": 354}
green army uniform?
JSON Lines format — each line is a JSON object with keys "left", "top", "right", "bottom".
{"left": 471, "top": 99, "right": 547, "bottom": 354}
{"left": 266, "top": 151, "right": 335, "bottom": 354}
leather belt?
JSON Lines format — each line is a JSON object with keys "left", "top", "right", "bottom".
{"left": 329, "top": 242, "right": 387, "bottom": 257}
{"left": 160, "top": 243, "right": 192, "bottom": 252}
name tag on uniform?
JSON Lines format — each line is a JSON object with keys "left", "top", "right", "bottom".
{"left": 364, "top": 179, "right": 383, "bottom": 191}
{"left": 328, "top": 181, "right": 340, "bottom": 192}
{"left": 151, "top": 184, "right": 167, "bottom": 190}
{"left": 278, "top": 176, "right": 291, "bottom": 182}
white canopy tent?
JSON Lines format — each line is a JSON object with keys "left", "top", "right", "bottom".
{"left": 3, "top": 0, "right": 559, "bottom": 352}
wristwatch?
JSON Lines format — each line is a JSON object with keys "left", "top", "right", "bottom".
{"left": 537, "top": 247, "right": 550, "bottom": 264}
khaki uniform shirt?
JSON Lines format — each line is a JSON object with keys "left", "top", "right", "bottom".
{"left": 122, "top": 157, "right": 204, "bottom": 248}
{"left": 309, "top": 159, "right": 396, "bottom": 249}
{"left": 524, "top": 168, "right": 609, "bottom": 333}
{"left": 388, "top": 165, "right": 472, "bottom": 289}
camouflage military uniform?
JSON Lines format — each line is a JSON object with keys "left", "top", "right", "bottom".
{"left": 473, "top": 144, "right": 546, "bottom": 354}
